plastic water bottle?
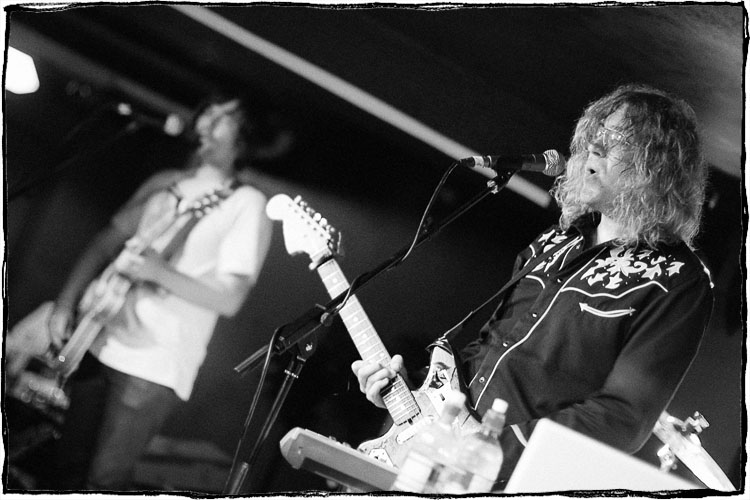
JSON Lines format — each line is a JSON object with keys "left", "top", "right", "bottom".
{"left": 391, "top": 391, "right": 466, "bottom": 493}
{"left": 440, "top": 398, "right": 508, "bottom": 493}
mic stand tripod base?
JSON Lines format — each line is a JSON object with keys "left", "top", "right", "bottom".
{"left": 223, "top": 337, "right": 317, "bottom": 495}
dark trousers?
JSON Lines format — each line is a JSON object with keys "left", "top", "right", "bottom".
{"left": 53, "top": 354, "right": 181, "bottom": 491}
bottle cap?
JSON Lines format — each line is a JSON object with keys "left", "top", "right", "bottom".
{"left": 492, "top": 398, "right": 509, "bottom": 414}
{"left": 442, "top": 391, "right": 466, "bottom": 418}
{"left": 445, "top": 390, "right": 466, "bottom": 408}
{"left": 482, "top": 398, "right": 508, "bottom": 432}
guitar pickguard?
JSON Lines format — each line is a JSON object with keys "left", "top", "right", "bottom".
{"left": 357, "top": 342, "right": 481, "bottom": 468}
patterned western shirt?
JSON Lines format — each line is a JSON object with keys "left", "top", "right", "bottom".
{"left": 459, "top": 214, "right": 714, "bottom": 487}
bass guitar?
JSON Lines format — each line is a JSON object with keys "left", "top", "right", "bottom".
{"left": 266, "top": 193, "right": 480, "bottom": 468}
{"left": 48, "top": 187, "right": 232, "bottom": 381}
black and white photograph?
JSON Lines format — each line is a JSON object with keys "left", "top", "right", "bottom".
{"left": 2, "top": 2, "right": 745, "bottom": 496}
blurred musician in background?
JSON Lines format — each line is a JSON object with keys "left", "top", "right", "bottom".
{"left": 353, "top": 84, "right": 713, "bottom": 490}
{"left": 45, "top": 94, "right": 273, "bottom": 490}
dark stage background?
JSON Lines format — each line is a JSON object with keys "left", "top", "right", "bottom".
{"left": 3, "top": 3, "right": 745, "bottom": 494}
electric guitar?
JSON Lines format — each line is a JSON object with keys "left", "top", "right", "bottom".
{"left": 266, "top": 193, "right": 481, "bottom": 468}
{"left": 48, "top": 187, "right": 232, "bottom": 381}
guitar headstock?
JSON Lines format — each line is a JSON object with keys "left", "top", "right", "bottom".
{"left": 266, "top": 194, "right": 342, "bottom": 269}
{"left": 188, "top": 187, "right": 233, "bottom": 218}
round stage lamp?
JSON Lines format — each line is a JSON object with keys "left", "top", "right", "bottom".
{"left": 6, "top": 47, "right": 40, "bottom": 94}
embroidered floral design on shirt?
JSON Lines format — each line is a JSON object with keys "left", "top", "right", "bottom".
{"left": 578, "top": 302, "right": 635, "bottom": 318}
{"left": 531, "top": 230, "right": 579, "bottom": 273}
{"left": 537, "top": 229, "right": 568, "bottom": 253}
{"left": 580, "top": 247, "right": 685, "bottom": 290}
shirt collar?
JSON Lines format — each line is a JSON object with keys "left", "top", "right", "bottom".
{"left": 569, "top": 212, "right": 601, "bottom": 236}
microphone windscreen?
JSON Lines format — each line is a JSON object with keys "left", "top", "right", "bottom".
{"left": 543, "top": 150, "right": 566, "bottom": 176}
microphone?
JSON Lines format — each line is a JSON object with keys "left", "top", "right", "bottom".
{"left": 116, "top": 102, "right": 185, "bottom": 137}
{"left": 460, "top": 149, "right": 566, "bottom": 177}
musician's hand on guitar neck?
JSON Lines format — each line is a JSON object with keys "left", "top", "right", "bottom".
{"left": 352, "top": 355, "right": 408, "bottom": 409}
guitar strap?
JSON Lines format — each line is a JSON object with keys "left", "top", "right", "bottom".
{"left": 158, "top": 212, "right": 202, "bottom": 262}
{"left": 158, "top": 180, "right": 239, "bottom": 261}
{"left": 418, "top": 243, "right": 569, "bottom": 416}
{"left": 438, "top": 241, "right": 567, "bottom": 346}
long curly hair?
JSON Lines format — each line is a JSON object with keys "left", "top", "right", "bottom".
{"left": 551, "top": 84, "right": 707, "bottom": 248}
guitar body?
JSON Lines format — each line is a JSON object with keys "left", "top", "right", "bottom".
{"left": 77, "top": 266, "right": 132, "bottom": 317}
{"left": 357, "top": 341, "right": 481, "bottom": 467}
{"left": 47, "top": 269, "right": 133, "bottom": 379}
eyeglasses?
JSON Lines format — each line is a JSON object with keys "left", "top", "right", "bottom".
{"left": 591, "top": 124, "right": 634, "bottom": 155}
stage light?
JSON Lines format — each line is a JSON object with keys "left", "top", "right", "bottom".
{"left": 6, "top": 47, "right": 40, "bottom": 94}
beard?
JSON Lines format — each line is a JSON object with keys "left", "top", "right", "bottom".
{"left": 579, "top": 176, "right": 616, "bottom": 214}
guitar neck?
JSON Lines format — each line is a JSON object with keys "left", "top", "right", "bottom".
{"left": 316, "top": 259, "right": 390, "bottom": 365}
{"left": 316, "top": 259, "right": 420, "bottom": 425}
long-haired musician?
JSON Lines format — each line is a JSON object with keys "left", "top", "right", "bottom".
{"left": 353, "top": 84, "right": 713, "bottom": 490}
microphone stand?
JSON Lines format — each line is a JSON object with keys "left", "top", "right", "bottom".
{"left": 8, "top": 103, "right": 145, "bottom": 201}
{"left": 225, "top": 168, "right": 518, "bottom": 494}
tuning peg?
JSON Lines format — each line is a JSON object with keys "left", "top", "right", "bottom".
{"left": 684, "top": 412, "right": 709, "bottom": 435}
{"left": 657, "top": 444, "right": 677, "bottom": 472}
{"left": 332, "top": 230, "right": 344, "bottom": 256}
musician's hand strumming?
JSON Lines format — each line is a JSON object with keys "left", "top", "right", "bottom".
{"left": 113, "top": 247, "right": 168, "bottom": 284}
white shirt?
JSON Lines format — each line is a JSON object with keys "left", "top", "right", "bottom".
{"left": 90, "top": 171, "right": 271, "bottom": 400}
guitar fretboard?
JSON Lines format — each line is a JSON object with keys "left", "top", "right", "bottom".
{"left": 316, "top": 259, "right": 420, "bottom": 425}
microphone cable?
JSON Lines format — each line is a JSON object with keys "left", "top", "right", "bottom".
{"left": 315, "top": 160, "right": 462, "bottom": 324}
{"left": 395, "top": 160, "right": 462, "bottom": 267}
